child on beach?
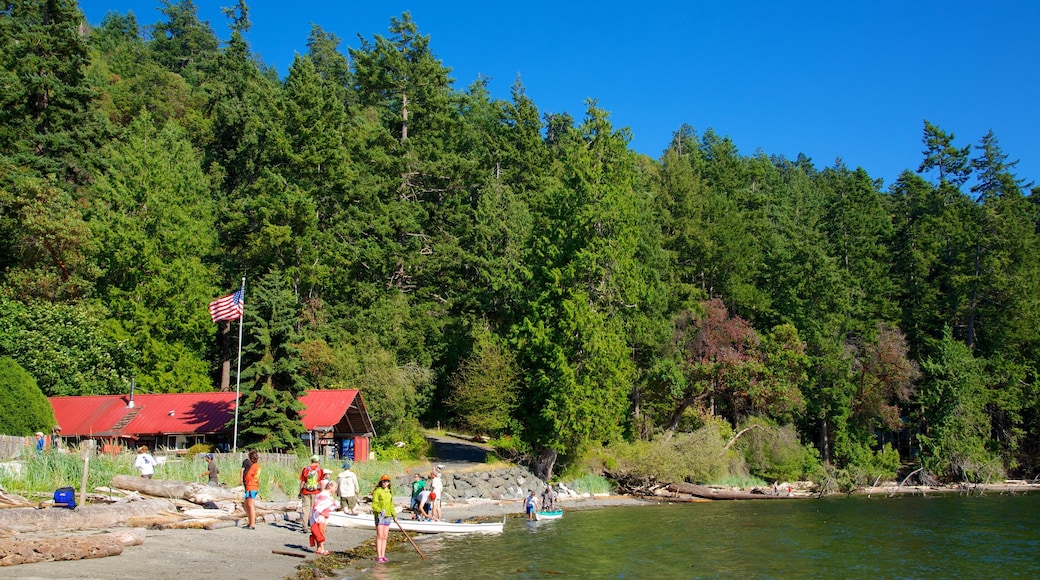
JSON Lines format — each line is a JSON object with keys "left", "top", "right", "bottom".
{"left": 309, "top": 480, "right": 337, "bottom": 555}
{"left": 524, "top": 491, "right": 537, "bottom": 520}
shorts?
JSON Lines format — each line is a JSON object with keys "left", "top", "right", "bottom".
{"left": 375, "top": 515, "right": 393, "bottom": 527}
{"left": 340, "top": 495, "right": 357, "bottom": 510}
{"left": 525, "top": 504, "right": 534, "bottom": 514}
{"left": 244, "top": 490, "right": 258, "bottom": 499}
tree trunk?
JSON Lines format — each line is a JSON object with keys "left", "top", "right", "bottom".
{"left": 532, "top": 448, "right": 557, "bottom": 481}
{"left": 819, "top": 416, "right": 831, "bottom": 464}
{"left": 0, "top": 528, "right": 145, "bottom": 567}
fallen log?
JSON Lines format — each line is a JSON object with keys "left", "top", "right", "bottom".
{"left": 665, "top": 482, "right": 797, "bottom": 500}
{"left": 0, "top": 491, "right": 33, "bottom": 510}
{"left": 255, "top": 501, "right": 299, "bottom": 512}
{"left": 0, "top": 499, "right": 176, "bottom": 533}
{"left": 180, "top": 508, "right": 236, "bottom": 519}
{"left": 0, "top": 527, "right": 145, "bottom": 567}
{"left": 109, "top": 476, "right": 241, "bottom": 504}
{"left": 158, "top": 519, "right": 223, "bottom": 530}
{"left": 125, "top": 513, "right": 186, "bottom": 528}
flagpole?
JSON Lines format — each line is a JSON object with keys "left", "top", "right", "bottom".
{"left": 232, "top": 277, "right": 246, "bottom": 452}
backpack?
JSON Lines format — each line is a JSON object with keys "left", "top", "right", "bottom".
{"left": 305, "top": 468, "right": 320, "bottom": 491}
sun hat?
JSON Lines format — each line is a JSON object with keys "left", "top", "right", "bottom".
{"left": 35, "top": 432, "right": 44, "bottom": 437}
{"left": 379, "top": 474, "right": 391, "bottom": 482}
{"left": 342, "top": 461, "right": 352, "bottom": 469}
{"left": 138, "top": 445, "right": 148, "bottom": 452}
{"left": 310, "top": 454, "right": 320, "bottom": 463}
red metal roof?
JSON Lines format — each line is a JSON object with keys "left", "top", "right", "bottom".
{"left": 49, "top": 390, "right": 368, "bottom": 438}
{"left": 298, "top": 389, "right": 358, "bottom": 430}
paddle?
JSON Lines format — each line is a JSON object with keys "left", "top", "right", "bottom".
{"left": 394, "top": 517, "right": 427, "bottom": 560}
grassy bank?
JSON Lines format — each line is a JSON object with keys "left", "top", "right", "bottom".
{"left": 0, "top": 450, "right": 435, "bottom": 501}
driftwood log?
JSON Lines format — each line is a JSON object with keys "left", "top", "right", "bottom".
{"left": 109, "top": 476, "right": 241, "bottom": 504}
{"left": 0, "top": 499, "right": 176, "bottom": 533}
{"left": 665, "top": 482, "right": 796, "bottom": 500}
{"left": 0, "top": 527, "right": 146, "bottom": 566}
{"left": 0, "top": 492, "right": 33, "bottom": 510}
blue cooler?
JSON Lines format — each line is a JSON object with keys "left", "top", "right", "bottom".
{"left": 53, "top": 486, "right": 76, "bottom": 508}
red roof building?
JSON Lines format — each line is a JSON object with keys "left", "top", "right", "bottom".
{"left": 49, "top": 390, "right": 375, "bottom": 459}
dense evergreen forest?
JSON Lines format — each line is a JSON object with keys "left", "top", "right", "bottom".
{"left": 2, "top": 0, "right": 1039, "bottom": 484}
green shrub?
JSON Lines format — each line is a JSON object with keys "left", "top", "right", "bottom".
{"left": 565, "top": 473, "right": 613, "bottom": 495}
{"left": 833, "top": 442, "right": 903, "bottom": 490}
{"left": 734, "top": 419, "right": 823, "bottom": 482}
{"left": 0, "top": 356, "right": 55, "bottom": 435}
{"left": 606, "top": 423, "right": 730, "bottom": 484}
{"left": 488, "top": 434, "right": 528, "bottom": 462}
{"left": 185, "top": 443, "right": 213, "bottom": 461}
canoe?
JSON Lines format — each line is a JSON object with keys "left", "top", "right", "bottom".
{"left": 327, "top": 512, "right": 505, "bottom": 534}
{"left": 534, "top": 510, "right": 563, "bottom": 520}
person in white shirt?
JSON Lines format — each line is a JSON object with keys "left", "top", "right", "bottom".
{"left": 336, "top": 461, "right": 360, "bottom": 515}
{"left": 135, "top": 446, "right": 156, "bottom": 479}
{"left": 430, "top": 470, "right": 443, "bottom": 520}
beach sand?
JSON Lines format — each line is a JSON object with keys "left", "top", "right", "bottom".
{"left": 0, "top": 496, "right": 645, "bottom": 580}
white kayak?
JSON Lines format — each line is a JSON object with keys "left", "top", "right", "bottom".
{"left": 327, "top": 511, "right": 505, "bottom": 534}
{"left": 534, "top": 510, "right": 563, "bottom": 520}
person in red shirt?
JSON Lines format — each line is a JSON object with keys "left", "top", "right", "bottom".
{"left": 299, "top": 455, "right": 329, "bottom": 533}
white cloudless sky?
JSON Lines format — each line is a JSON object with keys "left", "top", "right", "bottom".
{"left": 80, "top": 0, "right": 1040, "bottom": 189}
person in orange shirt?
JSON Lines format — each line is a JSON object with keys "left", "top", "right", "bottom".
{"left": 241, "top": 450, "right": 260, "bottom": 529}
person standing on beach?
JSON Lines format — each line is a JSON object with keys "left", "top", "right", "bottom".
{"left": 336, "top": 461, "right": 359, "bottom": 515}
{"left": 299, "top": 455, "right": 329, "bottom": 533}
{"left": 135, "top": 446, "right": 156, "bottom": 478}
{"left": 241, "top": 450, "right": 260, "bottom": 529}
{"left": 202, "top": 453, "right": 220, "bottom": 486}
{"left": 371, "top": 474, "right": 396, "bottom": 563}
{"left": 430, "top": 470, "right": 443, "bottom": 520}
{"left": 309, "top": 480, "right": 337, "bottom": 555}
{"left": 409, "top": 472, "right": 425, "bottom": 514}
{"left": 35, "top": 432, "right": 45, "bottom": 453}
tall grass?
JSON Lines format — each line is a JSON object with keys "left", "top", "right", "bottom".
{"left": 566, "top": 473, "right": 614, "bottom": 495}
{"left": 0, "top": 450, "right": 130, "bottom": 496}
{"left": 0, "top": 450, "right": 423, "bottom": 503}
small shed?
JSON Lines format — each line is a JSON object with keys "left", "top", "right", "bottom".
{"left": 299, "top": 390, "right": 376, "bottom": 460}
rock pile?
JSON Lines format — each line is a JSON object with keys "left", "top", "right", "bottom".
{"left": 441, "top": 466, "right": 545, "bottom": 501}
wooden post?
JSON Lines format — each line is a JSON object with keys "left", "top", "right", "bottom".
{"left": 79, "top": 440, "right": 95, "bottom": 507}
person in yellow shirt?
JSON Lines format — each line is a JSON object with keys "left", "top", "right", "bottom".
{"left": 370, "top": 474, "right": 396, "bottom": 563}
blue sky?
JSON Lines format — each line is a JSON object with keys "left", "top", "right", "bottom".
{"left": 80, "top": 1, "right": 1039, "bottom": 189}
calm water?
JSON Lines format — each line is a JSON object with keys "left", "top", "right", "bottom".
{"left": 343, "top": 494, "right": 1040, "bottom": 579}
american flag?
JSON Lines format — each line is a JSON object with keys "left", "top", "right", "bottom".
{"left": 209, "top": 290, "right": 244, "bottom": 322}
